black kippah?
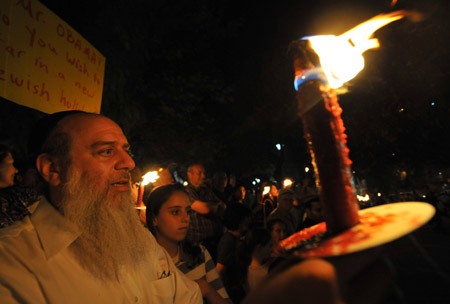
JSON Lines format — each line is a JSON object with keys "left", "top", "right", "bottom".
{"left": 27, "top": 110, "right": 85, "bottom": 160}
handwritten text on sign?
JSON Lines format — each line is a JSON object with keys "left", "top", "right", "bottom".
{"left": 0, "top": 0, "right": 105, "bottom": 114}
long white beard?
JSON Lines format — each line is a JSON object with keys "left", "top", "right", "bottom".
{"left": 60, "top": 168, "right": 152, "bottom": 282}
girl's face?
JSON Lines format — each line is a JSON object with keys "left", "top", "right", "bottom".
{"left": 271, "top": 222, "right": 286, "bottom": 245}
{"left": 153, "top": 191, "right": 191, "bottom": 244}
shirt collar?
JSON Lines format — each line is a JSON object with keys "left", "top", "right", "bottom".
{"left": 31, "top": 196, "right": 80, "bottom": 260}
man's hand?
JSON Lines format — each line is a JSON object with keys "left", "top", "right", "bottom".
{"left": 191, "top": 200, "right": 210, "bottom": 214}
{"left": 190, "top": 200, "right": 227, "bottom": 216}
{"left": 244, "top": 247, "right": 394, "bottom": 304}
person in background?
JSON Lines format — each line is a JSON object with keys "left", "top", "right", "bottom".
{"left": 264, "top": 184, "right": 279, "bottom": 216}
{"left": 230, "top": 185, "right": 246, "bottom": 205}
{"left": 253, "top": 183, "right": 279, "bottom": 228}
{"left": 242, "top": 228, "right": 273, "bottom": 292}
{"left": 266, "top": 218, "right": 287, "bottom": 255}
{"left": 0, "top": 144, "right": 37, "bottom": 229}
{"left": 147, "top": 183, "right": 230, "bottom": 304}
{"left": 297, "top": 195, "right": 324, "bottom": 230}
{"left": 185, "top": 163, "right": 226, "bottom": 262}
{"left": 216, "top": 203, "right": 252, "bottom": 303}
{"left": 0, "top": 144, "right": 18, "bottom": 189}
{"left": 224, "top": 173, "right": 237, "bottom": 203}
{"left": 212, "top": 171, "right": 229, "bottom": 205}
{"left": 267, "top": 188, "right": 298, "bottom": 237}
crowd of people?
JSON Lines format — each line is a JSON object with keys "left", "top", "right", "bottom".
{"left": 1, "top": 110, "right": 440, "bottom": 303}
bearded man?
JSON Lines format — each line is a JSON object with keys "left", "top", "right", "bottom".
{"left": 0, "top": 111, "right": 201, "bottom": 303}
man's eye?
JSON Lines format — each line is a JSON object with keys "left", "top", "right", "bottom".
{"left": 99, "top": 149, "right": 113, "bottom": 156}
{"left": 171, "top": 210, "right": 180, "bottom": 215}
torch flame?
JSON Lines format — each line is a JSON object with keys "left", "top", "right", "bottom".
{"left": 142, "top": 170, "right": 160, "bottom": 186}
{"left": 283, "top": 178, "right": 293, "bottom": 188}
{"left": 302, "top": 10, "right": 407, "bottom": 89}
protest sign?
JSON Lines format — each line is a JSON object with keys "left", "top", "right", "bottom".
{"left": 0, "top": 0, "right": 105, "bottom": 114}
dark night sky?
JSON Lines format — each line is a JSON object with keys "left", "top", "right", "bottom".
{"left": 2, "top": 0, "right": 450, "bottom": 191}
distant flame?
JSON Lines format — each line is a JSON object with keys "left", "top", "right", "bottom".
{"left": 142, "top": 170, "right": 160, "bottom": 186}
{"left": 357, "top": 194, "right": 370, "bottom": 202}
{"left": 299, "top": 10, "right": 407, "bottom": 89}
{"left": 283, "top": 178, "right": 293, "bottom": 188}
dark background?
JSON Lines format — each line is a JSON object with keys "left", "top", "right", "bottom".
{"left": 1, "top": 0, "right": 450, "bottom": 193}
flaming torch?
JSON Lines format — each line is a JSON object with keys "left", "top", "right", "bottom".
{"left": 290, "top": 11, "right": 408, "bottom": 234}
{"left": 277, "top": 11, "right": 436, "bottom": 258}
{"left": 135, "top": 170, "right": 160, "bottom": 210}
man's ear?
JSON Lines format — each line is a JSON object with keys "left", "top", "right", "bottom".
{"left": 36, "top": 154, "right": 62, "bottom": 187}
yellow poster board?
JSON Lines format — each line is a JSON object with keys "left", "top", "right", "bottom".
{"left": 0, "top": 0, "right": 105, "bottom": 114}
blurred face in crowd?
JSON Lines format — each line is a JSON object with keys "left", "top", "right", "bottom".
{"left": 278, "top": 193, "right": 294, "bottom": 211}
{"left": 0, "top": 152, "right": 18, "bottom": 188}
{"left": 240, "top": 186, "right": 246, "bottom": 200}
{"left": 152, "top": 191, "right": 191, "bottom": 245}
{"left": 270, "top": 185, "right": 279, "bottom": 197}
{"left": 307, "top": 200, "right": 324, "bottom": 223}
{"left": 40, "top": 114, "right": 151, "bottom": 281}
{"left": 271, "top": 221, "right": 286, "bottom": 245}
{"left": 187, "top": 164, "right": 205, "bottom": 188}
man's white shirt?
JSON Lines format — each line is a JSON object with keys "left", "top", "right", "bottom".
{"left": 0, "top": 197, "right": 202, "bottom": 304}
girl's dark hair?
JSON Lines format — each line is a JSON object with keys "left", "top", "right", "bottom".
{"left": 244, "top": 228, "right": 272, "bottom": 262}
{"left": 145, "top": 183, "right": 202, "bottom": 268}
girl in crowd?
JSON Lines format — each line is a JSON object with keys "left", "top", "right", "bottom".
{"left": 242, "top": 228, "right": 273, "bottom": 292}
{"left": 146, "top": 183, "right": 230, "bottom": 304}
{"left": 0, "top": 144, "right": 18, "bottom": 189}
{"left": 216, "top": 203, "right": 252, "bottom": 303}
{"left": 266, "top": 218, "right": 287, "bottom": 255}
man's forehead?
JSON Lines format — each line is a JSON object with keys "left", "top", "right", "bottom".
{"left": 193, "top": 165, "right": 204, "bottom": 172}
{"left": 59, "top": 114, "right": 128, "bottom": 145}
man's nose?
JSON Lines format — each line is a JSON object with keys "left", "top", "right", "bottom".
{"left": 115, "top": 149, "right": 135, "bottom": 171}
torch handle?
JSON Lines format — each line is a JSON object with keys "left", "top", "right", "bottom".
{"left": 299, "top": 81, "right": 360, "bottom": 233}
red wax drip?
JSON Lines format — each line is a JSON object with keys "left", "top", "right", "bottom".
{"left": 297, "top": 80, "right": 360, "bottom": 234}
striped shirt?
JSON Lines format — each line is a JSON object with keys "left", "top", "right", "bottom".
{"left": 176, "top": 244, "right": 231, "bottom": 303}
